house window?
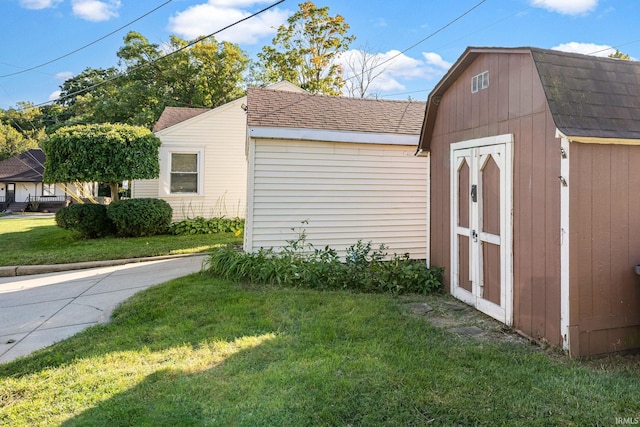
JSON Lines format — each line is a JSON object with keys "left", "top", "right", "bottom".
{"left": 170, "top": 153, "right": 199, "bottom": 193}
{"left": 42, "top": 183, "right": 56, "bottom": 196}
{"left": 472, "top": 71, "right": 489, "bottom": 93}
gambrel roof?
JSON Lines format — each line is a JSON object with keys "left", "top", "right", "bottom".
{"left": 0, "top": 148, "right": 45, "bottom": 182}
{"left": 419, "top": 46, "right": 640, "bottom": 151}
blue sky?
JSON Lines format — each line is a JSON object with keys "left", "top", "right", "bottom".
{"left": 1, "top": 0, "right": 638, "bottom": 110}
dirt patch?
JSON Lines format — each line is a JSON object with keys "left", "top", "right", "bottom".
{"left": 401, "top": 293, "right": 640, "bottom": 370}
{"left": 401, "top": 293, "right": 536, "bottom": 347}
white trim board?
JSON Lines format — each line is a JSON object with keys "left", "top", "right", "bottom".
{"left": 249, "top": 127, "right": 419, "bottom": 146}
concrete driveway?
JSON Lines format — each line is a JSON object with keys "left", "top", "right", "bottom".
{"left": 0, "top": 254, "right": 207, "bottom": 364}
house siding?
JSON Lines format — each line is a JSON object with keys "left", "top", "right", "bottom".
{"left": 245, "top": 138, "right": 428, "bottom": 259}
{"left": 429, "top": 52, "right": 562, "bottom": 346}
{"left": 132, "top": 99, "right": 248, "bottom": 221}
{"left": 569, "top": 142, "right": 640, "bottom": 356}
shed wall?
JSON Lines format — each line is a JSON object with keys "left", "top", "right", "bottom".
{"left": 245, "top": 138, "right": 428, "bottom": 259}
{"left": 429, "top": 52, "right": 562, "bottom": 345}
{"left": 569, "top": 142, "right": 640, "bottom": 356}
{"left": 132, "top": 99, "right": 247, "bottom": 221}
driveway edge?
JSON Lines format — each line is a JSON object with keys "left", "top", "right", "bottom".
{"left": 0, "top": 253, "right": 206, "bottom": 277}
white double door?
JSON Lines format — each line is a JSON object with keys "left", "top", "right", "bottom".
{"left": 450, "top": 135, "right": 513, "bottom": 325}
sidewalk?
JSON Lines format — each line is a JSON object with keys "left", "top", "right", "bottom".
{"left": 0, "top": 254, "right": 207, "bottom": 364}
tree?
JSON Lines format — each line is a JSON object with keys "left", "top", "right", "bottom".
{"left": 42, "top": 123, "right": 161, "bottom": 201}
{"left": 257, "top": 1, "right": 355, "bottom": 95}
{"left": 53, "top": 32, "right": 249, "bottom": 129}
{"left": 0, "top": 122, "right": 38, "bottom": 161}
{"left": 609, "top": 49, "right": 630, "bottom": 60}
{"left": 342, "top": 45, "right": 388, "bottom": 98}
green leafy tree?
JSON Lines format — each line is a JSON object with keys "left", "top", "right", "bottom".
{"left": 42, "top": 123, "right": 161, "bottom": 200}
{"left": 257, "top": 1, "right": 355, "bottom": 95}
{"left": 0, "top": 122, "right": 38, "bottom": 161}
{"left": 57, "top": 32, "right": 249, "bottom": 128}
{"left": 609, "top": 49, "right": 630, "bottom": 60}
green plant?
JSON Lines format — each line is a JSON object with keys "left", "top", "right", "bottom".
{"left": 206, "top": 228, "right": 442, "bottom": 295}
{"left": 169, "top": 216, "right": 244, "bottom": 236}
{"left": 26, "top": 200, "right": 40, "bottom": 212}
{"left": 54, "top": 203, "right": 114, "bottom": 239}
{"left": 107, "top": 198, "right": 172, "bottom": 237}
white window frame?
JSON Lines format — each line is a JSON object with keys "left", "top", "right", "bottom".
{"left": 471, "top": 71, "right": 489, "bottom": 93}
{"left": 159, "top": 145, "right": 205, "bottom": 197}
{"left": 42, "top": 183, "right": 56, "bottom": 196}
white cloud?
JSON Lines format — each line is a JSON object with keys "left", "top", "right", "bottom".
{"left": 168, "top": 1, "right": 290, "bottom": 43}
{"left": 530, "top": 0, "right": 598, "bottom": 15}
{"left": 19, "top": 0, "right": 62, "bottom": 9}
{"left": 48, "top": 90, "right": 61, "bottom": 101}
{"left": 552, "top": 42, "right": 614, "bottom": 57}
{"left": 422, "top": 52, "right": 453, "bottom": 71}
{"left": 71, "top": 0, "right": 121, "bottom": 22}
{"left": 54, "top": 71, "right": 74, "bottom": 80}
{"left": 339, "top": 49, "right": 451, "bottom": 95}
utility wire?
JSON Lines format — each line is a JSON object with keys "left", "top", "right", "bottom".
{"left": 348, "top": 0, "right": 487, "bottom": 84}
{"left": 0, "top": 0, "right": 174, "bottom": 78}
{"left": 31, "top": 0, "right": 286, "bottom": 108}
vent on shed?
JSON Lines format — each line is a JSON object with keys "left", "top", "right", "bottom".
{"left": 471, "top": 71, "right": 489, "bottom": 93}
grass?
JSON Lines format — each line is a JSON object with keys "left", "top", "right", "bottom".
{"left": 0, "top": 217, "right": 242, "bottom": 266}
{"left": 1, "top": 274, "right": 639, "bottom": 426}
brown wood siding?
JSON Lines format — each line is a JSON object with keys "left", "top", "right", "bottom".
{"left": 428, "top": 52, "right": 562, "bottom": 346}
{"left": 569, "top": 143, "right": 640, "bottom": 356}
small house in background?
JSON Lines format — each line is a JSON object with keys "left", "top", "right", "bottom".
{"left": 132, "top": 81, "right": 305, "bottom": 221}
{"left": 0, "top": 148, "right": 92, "bottom": 212}
{"left": 244, "top": 87, "right": 429, "bottom": 259}
{"left": 419, "top": 46, "right": 640, "bottom": 357}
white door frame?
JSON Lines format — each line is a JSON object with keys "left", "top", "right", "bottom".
{"left": 450, "top": 134, "right": 514, "bottom": 325}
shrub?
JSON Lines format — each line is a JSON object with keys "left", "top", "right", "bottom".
{"left": 205, "top": 231, "right": 443, "bottom": 295}
{"left": 169, "top": 216, "right": 244, "bottom": 236}
{"left": 107, "top": 198, "right": 172, "bottom": 237}
{"left": 55, "top": 203, "right": 114, "bottom": 239}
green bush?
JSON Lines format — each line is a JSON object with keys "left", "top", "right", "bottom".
{"left": 169, "top": 216, "right": 244, "bottom": 236}
{"left": 107, "top": 198, "right": 172, "bottom": 237}
{"left": 205, "top": 231, "right": 443, "bottom": 295}
{"left": 55, "top": 203, "right": 114, "bottom": 239}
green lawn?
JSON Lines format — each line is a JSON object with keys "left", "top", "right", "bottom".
{"left": 1, "top": 274, "right": 639, "bottom": 426}
{"left": 0, "top": 217, "right": 242, "bottom": 266}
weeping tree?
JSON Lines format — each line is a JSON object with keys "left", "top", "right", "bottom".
{"left": 42, "top": 123, "right": 161, "bottom": 201}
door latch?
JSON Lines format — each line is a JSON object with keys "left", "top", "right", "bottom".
{"left": 471, "top": 184, "right": 477, "bottom": 202}
{"left": 472, "top": 230, "right": 478, "bottom": 242}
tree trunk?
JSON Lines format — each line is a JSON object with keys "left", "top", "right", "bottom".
{"left": 109, "top": 182, "right": 119, "bottom": 202}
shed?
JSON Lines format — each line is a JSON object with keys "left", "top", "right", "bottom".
{"left": 418, "top": 46, "right": 640, "bottom": 357}
{"left": 245, "top": 87, "right": 429, "bottom": 259}
{"left": 132, "top": 81, "right": 305, "bottom": 221}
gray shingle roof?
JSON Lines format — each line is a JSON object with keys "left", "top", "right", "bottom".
{"left": 247, "top": 87, "right": 426, "bottom": 135}
{"left": 530, "top": 47, "right": 640, "bottom": 139}
{"left": 153, "top": 106, "right": 211, "bottom": 132}
{"left": 0, "top": 148, "right": 45, "bottom": 182}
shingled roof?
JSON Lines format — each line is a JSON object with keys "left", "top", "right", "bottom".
{"left": 530, "top": 47, "right": 640, "bottom": 140}
{"left": 247, "top": 87, "right": 426, "bottom": 136}
{"left": 0, "top": 148, "right": 45, "bottom": 182}
{"left": 153, "top": 106, "right": 211, "bottom": 132}
{"left": 419, "top": 46, "right": 640, "bottom": 151}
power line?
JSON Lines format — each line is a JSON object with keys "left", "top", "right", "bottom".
{"left": 355, "top": 0, "right": 488, "bottom": 80}
{"left": 0, "top": 0, "right": 174, "bottom": 79}
{"left": 31, "top": 0, "right": 286, "bottom": 109}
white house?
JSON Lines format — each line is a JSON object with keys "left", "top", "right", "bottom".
{"left": 244, "top": 88, "right": 429, "bottom": 260}
{"left": 132, "top": 81, "right": 305, "bottom": 221}
{"left": 0, "top": 148, "right": 94, "bottom": 212}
